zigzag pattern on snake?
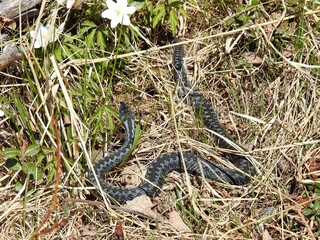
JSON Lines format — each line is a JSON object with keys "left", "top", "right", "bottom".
{"left": 88, "top": 38, "right": 256, "bottom": 204}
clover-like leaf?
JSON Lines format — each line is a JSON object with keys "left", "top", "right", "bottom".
{"left": 22, "top": 162, "right": 44, "bottom": 180}
{"left": 24, "top": 144, "right": 41, "bottom": 157}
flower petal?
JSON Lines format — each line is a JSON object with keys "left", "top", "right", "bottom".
{"left": 30, "top": 22, "right": 62, "bottom": 48}
{"left": 66, "top": 0, "right": 75, "bottom": 9}
{"left": 125, "top": 6, "right": 136, "bottom": 15}
{"left": 110, "top": 18, "right": 120, "bottom": 28}
{"left": 101, "top": 9, "right": 114, "bottom": 19}
{"left": 58, "top": 22, "right": 65, "bottom": 34}
{"left": 103, "top": 0, "right": 135, "bottom": 28}
{"left": 106, "top": 0, "right": 116, "bottom": 9}
{"left": 117, "top": 0, "right": 128, "bottom": 8}
{"left": 37, "top": 26, "right": 48, "bottom": 45}
{"left": 34, "top": 39, "right": 43, "bottom": 48}
{"left": 30, "top": 30, "right": 35, "bottom": 38}
{"left": 121, "top": 15, "right": 131, "bottom": 25}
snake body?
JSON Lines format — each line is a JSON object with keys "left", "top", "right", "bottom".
{"left": 88, "top": 38, "right": 256, "bottom": 203}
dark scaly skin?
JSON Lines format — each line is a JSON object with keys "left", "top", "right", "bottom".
{"left": 88, "top": 38, "right": 256, "bottom": 204}
{"left": 88, "top": 103, "right": 146, "bottom": 201}
{"left": 172, "top": 40, "right": 256, "bottom": 181}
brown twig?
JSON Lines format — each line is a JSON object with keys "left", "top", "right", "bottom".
{"left": 30, "top": 117, "right": 63, "bottom": 239}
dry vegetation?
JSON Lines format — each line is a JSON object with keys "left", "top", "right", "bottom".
{"left": 0, "top": 0, "right": 320, "bottom": 239}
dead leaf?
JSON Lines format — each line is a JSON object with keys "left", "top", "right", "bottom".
{"left": 121, "top": 164, "right": 146, "bottom": 187}
{"left": 283, "top": 44, "right": 294, "bottom": 58}
{"left": 115, "top": 221, "right": 125, "bottom": 240}
{"left": 80, "top": 225, "right": 98, "bottom": 238}
{"left": 242, "top": 52, "right": 263, "bottom": 65}
{"left": 125, "top": 195, "right": 160, "bottom": 219}
{"left": 0, "top": 16, "right": 16, "bottom": 30}
{"left": 168, "top": 211, "right": 191, "bottom": 233}
{"left": 309, "top": 148, "right": 320, "bottom": 179}
{"left": 262, "top": 229, "right": 273, "bottom": 240}
{"left": 297, "top": 197, "right": 310, "bottom": 208}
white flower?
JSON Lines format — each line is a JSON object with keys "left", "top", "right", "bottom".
{"left": 30, "top": 23, "right": 49, "bottom": 48}
{"left": 66, "top": 0, "right": 76, "bottom": 9}
{"left": 30, "top": 22, "right": 65, "bottom": 49}
{"left": 101, "top": 0, "right": 136, "bottom": 28}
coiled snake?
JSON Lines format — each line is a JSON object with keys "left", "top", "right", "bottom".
{"left": 88, "top": 38, "right": 256, "bottom": 203}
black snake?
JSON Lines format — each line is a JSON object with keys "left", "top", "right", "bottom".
{"left": 88, "top": 38, "right": 256, "bottom": 203}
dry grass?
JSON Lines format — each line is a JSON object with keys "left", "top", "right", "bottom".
{"left": 1, "top": 1, "right": 320, "bottom": 239}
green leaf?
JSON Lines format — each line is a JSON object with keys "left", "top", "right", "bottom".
{"left": 41, "top": 146, "right": 55, "bottom": 155}
{"left": 2, "top": 148, "right": 20, "bottom": 159}
{"left": 46, "top": 162, "right": 56, "bottom": 183}
{"left": 133, "top": 123, "right": 142, "bottom": 148}
{"left": 237, "top": 13, "right": 248, "bottom": 24}
{"left": 14, "top": 97, "right": 28, "bottom": 129}
{"left": 87, "top": 106, "right": 103, "bottom": 125}
{"left": 54, "top": 47, "right": 64, "bottom": 62}
{"left": 314, "top": 200, "right": 320, "bottom": 211}
{"left": 178, "top": 7, "right": 189, "bottom": 19}
{"left": 153, "top": 3, "right": 165, "bottom": 14}
{"left": 146, "top": 1, "right": 153, "bottom": 13}
{"left": 107, "top": 111, "right": 115, "bottom": 135}
{"left": 15, "top": 181, "right": 23, "bottom": 192}
{"left": 77, "top": 26, "right": 95, "bottom": 37}
{"left": 62, "top": 33, "right": 74, "bottom": 43}
{"left": 168, "top": 0, "right": 179, "bottom": 4}
{"left": 65, "top": 43, "right": 83, "bottom": 58}
{"left": 169, "top": 0, "right": 180, "bottom": 7}
{"left": 226, "top": 18, "right": 236, "bottom": 27}
{"left": 131, "top": 1, "right": 145, "bottom": 10}
{"left": 5, "top": 159, "right": 21, "bottom": 171}
{"left": 168, "top": 10, "right": 179, "bottom": 35}
{"left": 251, "top": 0, "right": 260, "bottom": 5}
{"left": 24, "top": 144, "right": 41, "bottom": 157}
{"left": 22, "top": 162, "right": 44, "bottom": 180}
{"left": 96, "top": 31, "right": 106, "bottom": 51}
{"left": 22, "top": 162, "right": 36, "bottom": 175}
{"left": 36, "top": 154, "right": 45, "bottom": 165}
{"left": 303, "top": 208, "right": 314, "bottom": 217}
{"left": 82, "top": 20, "right": 97, "bottom": 28}
{"left": 86, "top": 29, "right": 97, "bottom": 49}
{"left": 62, "top": 45, "right": 74, "bottom": 59}
{"left": 152, "top": 4, "right": 166, "bottom": 28}
{"left": 91, "top": 108, "right": 104, "bottom": 134}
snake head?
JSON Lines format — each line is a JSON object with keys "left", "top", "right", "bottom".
{"left": 119, "top": 102, "right": 134, "bottom": 122}
{"left": 168, "top": 33, "right": 179, "bottom": 44}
